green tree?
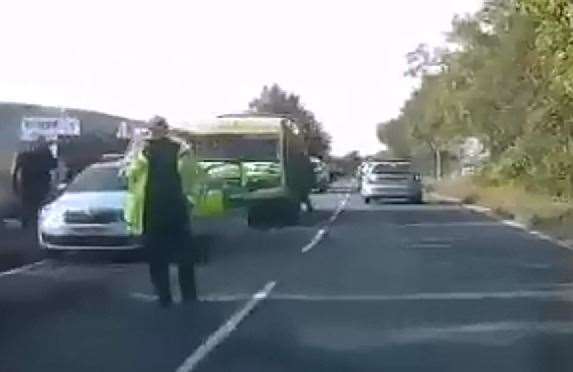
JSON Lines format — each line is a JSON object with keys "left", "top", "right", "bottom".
{"left": 249, "top": 84, "right": 331, "bottom": 157}
{"left": 377, "top": 119, "right": 411, "bottom": 158}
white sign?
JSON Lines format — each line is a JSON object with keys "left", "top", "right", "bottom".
{"left": 21, "top": 117, "right": 81, "bottom": 141}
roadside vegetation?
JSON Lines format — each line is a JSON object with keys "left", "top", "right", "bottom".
{"left": 377, "top": 0, "right": 573, "bottom": 240}
{"left": 378, "top": 0, "right": 573, "bottom": 200}
{"left": 249, "top": 84, "right": 331, "bottom": 158}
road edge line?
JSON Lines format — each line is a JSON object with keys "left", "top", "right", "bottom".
{"left": 174, "top": 281, "right": 277, "bottom": 372}
{"left": 0, "top": 260, "right": 47, "bottom": 278}
{"left": 303, "top": 192, "right": 350, "bottom": 254}
{"left": 430, "top": 192, "right": 573, "bottom": 252}
{"left": 301, "top": 228, "right": 327, "bottom": 253}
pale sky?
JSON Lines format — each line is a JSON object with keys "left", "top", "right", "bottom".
{"left": 0, "top": 0, "right": 482, "bottom": 156}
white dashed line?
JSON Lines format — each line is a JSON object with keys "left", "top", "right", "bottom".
{"left": 0, "top": 260, "right": 47, "bottom": 278}
{"left": 174, "top": 281, "right": 276, "bottom": 372}
{"left": 301, "top": 228, "right": 327, "bottom": 253}
{"left": 130, "top": 292, "right": 159, "bottom": 302}
{"left": 302, "top": 192, "right": 350, "bottom": 254}
{"left": 328, "top": 192, "right": 350, "bottom": 224}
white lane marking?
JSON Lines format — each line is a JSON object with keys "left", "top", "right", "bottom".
{"left": 427, "top": 192, "right": 461, "bottom": 204}
{"left": 464, "top": 204, "right": 492, "bottom": 213}
{"left": 301, "top": 228, "right": 327, "bottom": 253}
{"left": 408, "top": 243, "right": 453, "bottom": 249}
{"left": 175, "top": 281, "right": 276, "bottom": 372}
{"left": 129, "top": 286, "right": 573, "bottom": 303}
{"left": 430, "top": 193, "right": 573, "bottom": 252}
{"left": 402, "top": 222, "right": 503, "bottom": 228}
{"left": 302, "top": 192, "right": 350, "bottom": 254}
{"left": 257, "top": 288, "right": 573, "bottom": 302}
{"left": 0, "top": 260, "right": 47, "bottom": 278}
{"left": 369, "top": 321, "right": 573, "bottom": 347}
{"left": 502, "top": 220, "right": 527, "bottom": 229}
{"left": 328, "top": 192, "right": 350, "bottom": 224}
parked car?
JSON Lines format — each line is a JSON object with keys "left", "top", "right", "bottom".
{"left": 360, "top": 160, "right": 423, "bottom": 204}
{"left": 356, "top": 161, "right": 377, "bottom": 190}
{"left": 310, "top": 157, "right": 330, "bottom": 193}
{"left": 38, "top": 161, "right": 141, "bottom": 253}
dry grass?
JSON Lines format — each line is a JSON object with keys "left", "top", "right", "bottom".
{"left": 435, "top": 177, "right": 573, "bottom": 239}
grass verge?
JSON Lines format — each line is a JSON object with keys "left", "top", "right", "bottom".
{"left": 434, "top": 177, "right": 573, "bottom": 243}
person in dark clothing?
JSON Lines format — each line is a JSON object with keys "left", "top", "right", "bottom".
{"left": 140, "top": 116, "right": 196, "bottom": 307}
{"left": 11, "top": 137, "right": 57, "bottom": 228}
{"left": 300, "top": 153, "right": 315, "bottom": 212}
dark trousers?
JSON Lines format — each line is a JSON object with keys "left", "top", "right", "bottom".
{"left": 301, "top": 194, "right": 314, "bottom": 212}
{"left": 145, "top": 232, "right": 197, "bottom": 306}
{"left": 21, "top": 192, "right": 49, "bottom": 229}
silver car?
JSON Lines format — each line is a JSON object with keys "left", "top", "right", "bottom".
{"left": 38, "top": 161, "right": 141, "bottom": 252}
{"left": 311, "top": 157, "right": 330, "bottom": 193}
{"left": 360, "top": 160, "right": 423, "bottom": 204}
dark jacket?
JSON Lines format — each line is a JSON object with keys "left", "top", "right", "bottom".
{"left": 12, "top": 146, "right": 57, "bottom": 202}
{"left": 142, "top": 137, "right": 190, "bottom": 235}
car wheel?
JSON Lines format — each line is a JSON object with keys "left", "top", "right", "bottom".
{"left": 45, "top": 249, "right": 64, "bottom": 260}
{"left": 411, "top": 194, "right": 423, "bottom": 204}
{"left": 364, "top": 197, "right": 371, "bottom": 204}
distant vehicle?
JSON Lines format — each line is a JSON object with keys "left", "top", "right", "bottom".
{"left": 360, "top": 160, "right": 423, "bottom": 204}
{"left": 38, "top": 161, "right": 140, "bottom": 253}
{"left": 356, "top": 161, "right": 376, "bottom": 190}
{"left": 310, "top": 157, "right": 330, "bottom": 193}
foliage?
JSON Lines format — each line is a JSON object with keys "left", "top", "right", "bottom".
{"left": 377, "top": 119, "right": 411, "bottom": 157}
{"left": 382, "top": 0, "right": 573, "bottom": 198}
{"left": 249, "top": 84, "right": 331, "bottom": 157}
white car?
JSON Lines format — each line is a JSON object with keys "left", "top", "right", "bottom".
{"left": 38, "top": 161, "right": 141, "bottom": 253}
{"left": 310, "top": 157, "right": 330, "bottom": 193}
{"left": 360, "top": 160, "right": 423, "bottom": 204}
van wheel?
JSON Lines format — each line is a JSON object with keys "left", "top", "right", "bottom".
{"left": 279, "top": 199, "right": 300, "bottom": 225}
{"left": 411, "top": 193, "right": 423, "bottom": 204}
{"left": 247, "top": 205, "right": 265, "bottom": 228}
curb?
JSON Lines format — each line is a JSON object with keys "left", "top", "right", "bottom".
{"left": 429, "top": 193, "right": 573, "bottom": 252}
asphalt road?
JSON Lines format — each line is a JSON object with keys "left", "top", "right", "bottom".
{"left": 3, "top": 182, "right": 573, "bottom": 371}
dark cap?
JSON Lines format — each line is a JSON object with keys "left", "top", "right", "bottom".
{"left": 149, "top": 115, "right": 169, "bottom": 129}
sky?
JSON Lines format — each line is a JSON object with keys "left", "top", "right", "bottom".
{"left": 0, "top": 0, "right": 483, "bottom": 156}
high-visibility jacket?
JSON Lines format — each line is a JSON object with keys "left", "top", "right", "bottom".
{"left": 124, "top": 144, "right": 206, "bottom": 235}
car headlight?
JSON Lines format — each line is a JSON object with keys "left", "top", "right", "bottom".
{"left": 39, "top": 207, "right": 65, "bottom": 229}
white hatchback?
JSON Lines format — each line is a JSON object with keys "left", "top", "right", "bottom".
{"left": 38, "top": 162, "right": 141, "bottom": 252}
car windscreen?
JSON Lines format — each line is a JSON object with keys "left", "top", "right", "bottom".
{"left": 66, "top": 166, "right": 126, "bottom": 192}
{"left": 193, "top": 136, "right": 280, "bottom": 161}
{"left": 372, "top": 163, "right": 411, "bottom": 174}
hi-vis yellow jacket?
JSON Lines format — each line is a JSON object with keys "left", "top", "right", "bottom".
{"left": 123, "top": 144, "right": 209, "bottom": 235}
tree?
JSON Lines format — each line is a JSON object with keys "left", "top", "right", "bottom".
{"left": 377, "top": 119, "right": 411, "bottom": 158}
{"left": 381, "top": 0, "right": 573, "bottom": 197}
{"left": 249, "top": 84, "right": 331, "bottom": 157}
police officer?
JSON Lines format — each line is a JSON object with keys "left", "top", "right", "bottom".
{"left": 11, "top": 137, "right": 57, "bottom": 228}
{"left": 125, "top": 116, "right": 198, "bottom": 307}
{"left": 300, "top": 152, "right": 315, "bottom": 212}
